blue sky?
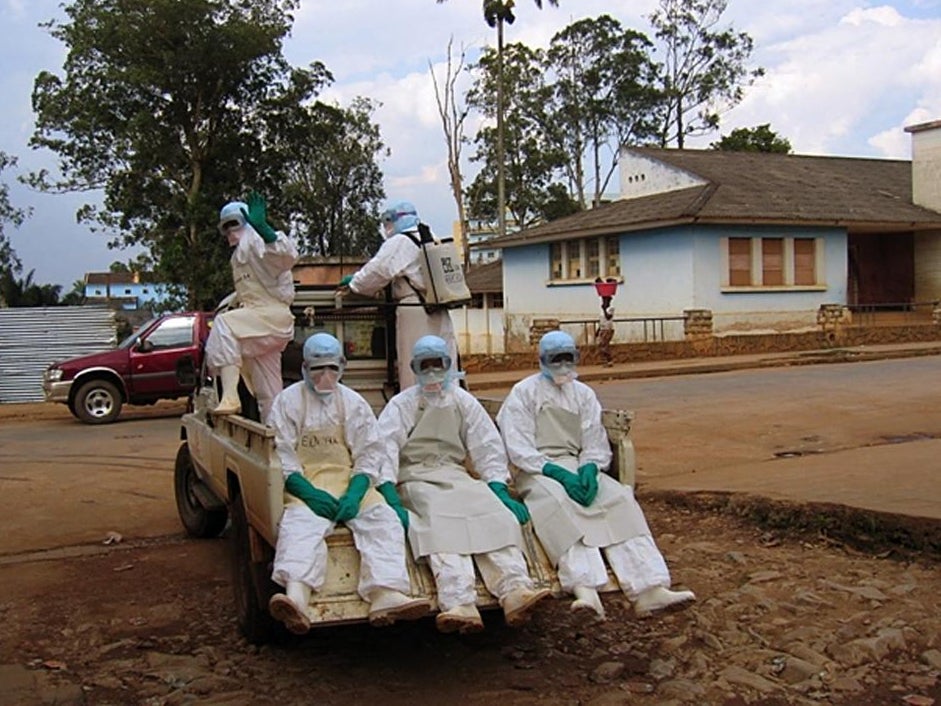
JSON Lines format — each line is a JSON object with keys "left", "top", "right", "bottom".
{"left": 1, "top": 0, "right": 940, "bottom": 290}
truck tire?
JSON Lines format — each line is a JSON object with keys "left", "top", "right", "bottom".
{"left": 174, "top": 444, "right": 228, "bottom": 538}
{"left": 73, "top": 379, "right": 123, "bottom": 424}
{"left": 229, "top": 490, "right": 281, "bottom": 644}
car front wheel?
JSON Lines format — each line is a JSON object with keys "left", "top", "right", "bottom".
{"left": 73, "top": 379, "right": 123, "bottom": 424}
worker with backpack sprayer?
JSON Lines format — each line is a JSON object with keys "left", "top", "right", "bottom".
{"left": 336, "top": 201, "right": 470, "bottom": 390}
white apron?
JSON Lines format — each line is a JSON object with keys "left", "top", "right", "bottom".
{"left": 285, "top": 392, "right": 383, "bottom": 510}
{"left": 398, "top": 403, "right": 523, "bottom": 558}
{"left": 515, "top": 404, "right": 650, "bottom": 565}
{"left": 219, "top": 256, "right": 294, "bottom": 345}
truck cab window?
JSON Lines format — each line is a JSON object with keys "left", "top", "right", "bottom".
{"left": 144, "top": 316, "right": 196, "bottom": 350}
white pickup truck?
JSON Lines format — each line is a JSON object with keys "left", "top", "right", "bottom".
{"left": 173, "top": 286, "right": 637, "bottom": 644}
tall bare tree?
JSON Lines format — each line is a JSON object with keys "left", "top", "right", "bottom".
{"left": 430, "top": 38, "right": 471, "bottom": 267}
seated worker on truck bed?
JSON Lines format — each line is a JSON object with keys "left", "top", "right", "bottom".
{"left": 377, "top": 335, "right": 550, "bottom": 634}
{"left": 496, "top": 331, "right": 695, "bottom": 622}
{"left": 266, "top": 333, "right": 431, "bottom": 634}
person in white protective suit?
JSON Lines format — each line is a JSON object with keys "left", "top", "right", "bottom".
{"left": 336, "top": 201, "right": 458, "bottom": 390}
{"left": 377, "top": 335, "right": 551, "bottom": 634}
{"left": 496, "top": 331, "right": 696, "bottom": 621}
{"left": 205, "top": 193, "right": 298, "bottom": 421}
{"left": 266, "top": 333, "right": 432, "bottom": 634}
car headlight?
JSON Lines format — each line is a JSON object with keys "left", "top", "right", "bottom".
{"left": 45, "top": 368, "right": 63, "bottom": 382}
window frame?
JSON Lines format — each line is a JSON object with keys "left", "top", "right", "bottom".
{"left": 721, "top": 236, "right": 826, "bottom": 291}
{"left": 547, "top": 236, "right": 623, "bottom": 285}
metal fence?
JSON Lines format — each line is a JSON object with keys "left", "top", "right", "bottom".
{"left": 0, "top": 306, "right": 118, "bottom": 403}
{"left": 847, "top": 301, "right": 938, "bottom": 327}
{"left": 558, "top": 315, "right": 687, "bottom": 345}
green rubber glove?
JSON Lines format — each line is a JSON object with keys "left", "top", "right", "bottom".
{"left": 487, "top": 481, "right": 530, "bottom": 524}
{"left": 577, "top": 462, "right": 600, "bottom": 505}
{"left": 377, "top": 481, "right": 409, "bottom": 530}
{"left": 240, "top": 191, "right": 278, "bottom": 243}
{"left": 334, "top": 473, "right": 371, "bottom": 523}
{"left": 339, "top": 273, "right": 354, "bottom": 287}
{"left": 542, "top": 462, "right": 590, "bottom": 507}
{"left": 284, "top": 472, "right": 339, "bottom": 520}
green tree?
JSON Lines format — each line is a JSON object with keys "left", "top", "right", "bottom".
{"left": 28, "top": 0, "right": 384, "bottom": 310}
{"left": 546, "top": 15, "right": 660, "bottom": 208}
{"left": 60, "top": 278, "right": 88, "bottom": 306}
{"left": 711, "top": 123, "right": 792, "bottom": 153}
{"left": 0, "top": 152, "right": 28, "bottom": 293}
{"left": 649, "top": 0, "right": 763, "bottom": 148}
{"left": 272, "top": 96, "right": 386, "bottom": 258}
{"left": 0, "top": 269, "right": 62, "bottom": 307}
{"left": 467, "top": 43, "right": 562, "bottom": 229}
{"left": 436, "top": 0, "right": 559, "bottom": 239}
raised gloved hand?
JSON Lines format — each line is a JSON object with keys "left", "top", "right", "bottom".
{"left": 339, "top": 274, "right": 354, "bottom": 287}
{"left": 377, "top": 481, "right": 409, "bottom": 530}
{"left": 284, "top": 472, "right": 339, "bottom": 520}
{"left": 241, "top": 191, "right": 278, "bottom": 243}
{"left": 487, "top": 481, "right": 530, "bottom": 524}
{"left": 577, "top": 462, "right": 599, "bottom": 505}
{"left": 334, "top": 473, "right": 371, "bottom": 523}
{"left": 542, "top": 462, "right": 590, "bottom": 506}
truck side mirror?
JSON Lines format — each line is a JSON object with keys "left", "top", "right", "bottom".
{"left": 137, "top": 339, "right": 154, "bottom": 353}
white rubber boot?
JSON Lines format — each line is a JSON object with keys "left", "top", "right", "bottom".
{"left": 268, "top": 581, "right": 311, "bottom": 635}
{"left": 633, "top": 585, "right": 696, "bottom": 618}
{"left": 501, "top": 586, "right": 552, "bottom": 627}
{"left": 368, "top": 588, "right": 431, "bottom": 627}
{"left": 571, "top": 585, "right": 606, "bottom": 621}
{"left": 435, "top": 603, "right": 484, "bottom": 634}
{"left": 213, "top": 365, "right": 242, "bottom": 415}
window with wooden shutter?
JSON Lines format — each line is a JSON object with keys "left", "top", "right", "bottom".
{"left": 794, "top": 238, "right": 816, "bottom": 285}
{"left": 762, "top": 238, "right": 784, "bottom": 285}
{"left": 729, "top": 238, "right": 752, "bottom": 286}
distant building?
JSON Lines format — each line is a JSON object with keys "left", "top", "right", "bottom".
{"left": 84, "top": 271, "right": 175, "bottom": 311}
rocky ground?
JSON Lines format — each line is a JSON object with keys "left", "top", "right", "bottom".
{"left": 2, "top": 494, "right": 939, "bottom": 706}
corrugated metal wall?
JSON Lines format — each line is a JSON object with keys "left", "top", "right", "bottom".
{"left": 0, "top": 306, "right": 118, "bottom": 403}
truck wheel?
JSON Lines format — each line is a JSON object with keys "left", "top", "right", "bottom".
{"left": 174, "top": 444, "right": 227, "bottom": 538}
{"left": 74, "top": 379, "right": 123, "bottom": 424}
{"left": 229, "top": 491, "right": 281, "bottom": 644}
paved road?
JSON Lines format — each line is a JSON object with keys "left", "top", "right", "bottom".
{"left": 592, "top": 356, "right": 941, "bottom": 520}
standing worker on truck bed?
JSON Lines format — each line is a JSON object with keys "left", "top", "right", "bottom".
{"left": 377, "top": 335, "right": 550, "bottom": 634}
{"left": 336, "top": 201, "right": 458, "bottom": 390}
{"left": 266, "top": 333, "right": 431, "bottom": 634}
{"left": 496, "top": 331, "right": 696, "bottom": 622}
{"left": 206, "top": 192, "right": 297, "bottom": 421}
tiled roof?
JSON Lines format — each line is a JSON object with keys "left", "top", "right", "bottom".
{"left": 492, "top": 148, "right": 941, "bottom": 248}
{"left": 85, "top": 271, "right": 160, "bottom": 285}
{"left": 464, "top": 260, "right": 503, "bottom": 293}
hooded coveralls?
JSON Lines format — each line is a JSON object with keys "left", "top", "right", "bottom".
{"left": 204, "top": 223, "right": 297, "bottom": 420}
{"left": 347, "top": 231, "right": 457, "bottom": 390}
{"left": 269, "top": 382, "right": 413, "bottom": 601}
{"left": 378, "top": 385, "right": 536, "bottom": 612}
{"left": 496, "top": 373, "right": 672, "bottom": 598}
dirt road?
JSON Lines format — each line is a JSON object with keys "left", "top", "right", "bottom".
{"left": 1, "top": 363, "right": 939, "bottom": 706}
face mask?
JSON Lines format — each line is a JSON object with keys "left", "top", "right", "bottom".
{"left": 306, "top": 367, "right": 340, "bottom": 396}
{"left": 546, "top": 361, "right": 576, "bottom": 385}
{"left": 417, "top": 368, "right": 447, "bottom": 395}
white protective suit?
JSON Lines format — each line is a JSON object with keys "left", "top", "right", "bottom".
{"left": 496, "top": 372, "right": 673, "bottom": 599}
{"left": 269, "top": 381, "right": 413, "bottom": 601}
{"left": 204, "top": 219, "right": 297, "bottom": 421}
{"left": 347, "top": 231, "right": 457, "bottom": 391}
{"left": 378, "top": 384, "right": 535, "bottom": 612}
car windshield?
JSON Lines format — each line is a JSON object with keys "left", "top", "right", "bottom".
{"left": 117, "top": 317, "right": 158, "bottom": 349}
